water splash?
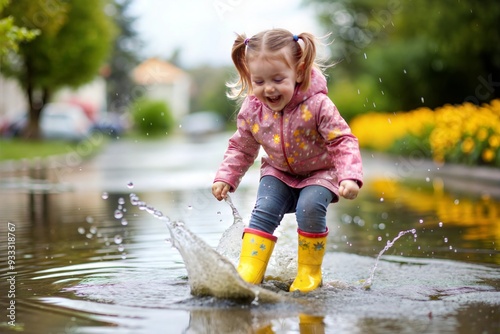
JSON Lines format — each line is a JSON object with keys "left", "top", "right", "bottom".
{"left": 215, "top": 195, "right": 245, "bottom": 262}
{"left": 363, "top": 229, "right": 417, "bottom": 289}
{"left": 128, "top": 193, "right": 285, "bottom": 303}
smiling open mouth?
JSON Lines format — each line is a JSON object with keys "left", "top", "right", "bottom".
{"left": 266, "top": 96, "right": 281, "bottom": 104}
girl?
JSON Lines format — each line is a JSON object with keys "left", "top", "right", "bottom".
{"left": 212, "top": 28, "right": 363, "bottom": 293}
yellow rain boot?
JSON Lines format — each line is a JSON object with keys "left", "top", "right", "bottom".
{"left": 289, "top": 228, "right": 328, "bottom": 293}
{"left": 237, "top": 228, "right": 277, "bottom": 284}
{"left": 298, "top": 314, "right": 325, "bottom": 334}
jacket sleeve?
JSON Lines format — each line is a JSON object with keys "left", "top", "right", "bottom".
{"left": 316, "top": 96, "right": 364, "bottom": 187}
{"left": 213, "top": 100, "right": 261, "bottom": 191}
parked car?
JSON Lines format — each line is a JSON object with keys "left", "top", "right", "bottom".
{"left": 180, "top": 111, "right": 225, "bottom": 140}
{"left": 1, "top": 113, "right": 27, "bottom": 138}
{"left": 91, "top": 112, "right": 127, "bottom": 138}
{"left": 40, "top": 102, "right": 92, "bottom": 141}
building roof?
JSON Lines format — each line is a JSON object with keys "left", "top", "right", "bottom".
{"left": 132, "top": 58, "right": 188, "bottom": 85}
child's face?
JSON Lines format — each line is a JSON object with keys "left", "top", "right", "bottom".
{"left": 247, "top": 52, "right": 302, "bottom": 112}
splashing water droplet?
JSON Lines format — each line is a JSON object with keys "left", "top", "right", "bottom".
{"left": 364, "top": 228, "right": 417, "bottom": 289}
{"left": 118, "top": 244, "right": 125, "bottom": 252}
{"left": 89, "top": 226, "right": 97, "bottom": 234}
{"left": 364, "top": 53, "right": 367, "bottom": 59}
{"left": 101, "top": 192, "right": 109, "bottom": 200}
{"left": 114, "top": 235, "right": 123, "bottom": 244}
{"left": 419, "top": 219, "right": 424, "bottom": 224}
{"left": 187, "top": 205, "right": 193, "bottom": 210}
{"left": 444, "top": 237, "right": 448, "bottom": 243}
{"left": 380, "top": 197, "right": 384, "bottom": 202}
{"left": 114, "top": 210, "right": 123, "bottom": 219}
{"left": 77, "top": 227, "right": 85, "bottom": 234}
{"left": 377, "top": 236, "right": 382, "bottom": 241}
{"left": 121, "top": 218, "right": 128, "bottom": 226}
{"left": 130, "top": 194, "right": 139, "bottom": 205}
{"left": 454, "top": 199, "right": 460, "bottom": 205}
{"left": 118, "top": 197, "right": 125, "bottom": 205}
{"left": 127, "top": 181, "right": 134, "bottom": 189}
{"left": 439, "top": 222, "right": 443, "bottom": 227}
{"left": 86, "top": 216, "right": 94, "bottom": 224}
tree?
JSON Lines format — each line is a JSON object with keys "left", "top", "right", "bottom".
{"left": 306, "top": 0, "right": 500, "bottom": 114}
{"left": 0, "top": 0, "right": 39, "bottom": 56}
{"left": 1, "top": 0, "right": 116, "bottom": 139}
{"left": 105, "top": 0, "right": 142, "bottom": 114}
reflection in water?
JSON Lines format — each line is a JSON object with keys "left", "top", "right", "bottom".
{"left": 335, "top": 177, "right": 500, "bottom": 265}
{"left": 1, "top": 177, "right": 500, "bottom": 333}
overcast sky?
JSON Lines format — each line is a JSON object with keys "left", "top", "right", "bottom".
{"left": 129, "top": 0, "right": 323, "bottom": 68}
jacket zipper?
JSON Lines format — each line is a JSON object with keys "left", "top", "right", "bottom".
{"left": 280, "top": 111, "right": 296, "bottom": 174}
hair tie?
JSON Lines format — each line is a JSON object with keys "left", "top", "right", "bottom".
{"left": 244, "top": 38, "right": 250, "bottom": 46}
{"left": 293, "top": 34, "right": 299, "bottom": 42}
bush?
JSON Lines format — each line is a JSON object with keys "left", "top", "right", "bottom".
{"left": 350, "top": 99, "right": 500, "bottom": 167}
{"left": 131, "top": 98, "right": 175, "bottom": 137}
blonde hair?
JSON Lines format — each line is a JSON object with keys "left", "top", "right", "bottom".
{"left": 227, "top": 28, "right": 325, "bottom": 101}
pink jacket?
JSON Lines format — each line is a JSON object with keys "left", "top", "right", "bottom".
{"left": 214, "top": 69, "right": 363, "bottom": 202}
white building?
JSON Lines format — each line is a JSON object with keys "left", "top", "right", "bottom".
{"left": 132, "top": 58, "right": 191, "bottom": 120}
{"left": 0, "top": 75, "right": 28, "bottom": 122}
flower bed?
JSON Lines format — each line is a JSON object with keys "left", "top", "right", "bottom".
{"left": 350, "top": 99, "right": 500, "bottom": 167}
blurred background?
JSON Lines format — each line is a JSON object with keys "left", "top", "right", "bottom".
{"left": 1, "top": 2, "right": 500, "bottom": 332}
{"left": 1, "top": 0, "right": 499, "bottom": 168}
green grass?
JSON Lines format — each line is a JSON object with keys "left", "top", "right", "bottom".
{"left": 0, "top": 137, "right": 105, "bottom": 161}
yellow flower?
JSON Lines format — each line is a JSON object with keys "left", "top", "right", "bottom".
{"left": 461, "top": 137, "right": 475, "bottom": 154}
{"left": 301, "top": 104, "right": 312, "bottom": 122}
{"left": 273, "top": 134, "right": 280, "bottom": 144}
{"left": 327, "top": 128, "right": 342, "bottom": 140}
{"left": 252, "top": 123, "right": 259, "bottom": 134}
{"left": 489, "top": 135, "right": 500, "bottom": 148}
{"left": 477, "top": 127, "right": 488, "bottom": 141}
{"left": 482, "top": 148, "right": 495, "bottom": 162}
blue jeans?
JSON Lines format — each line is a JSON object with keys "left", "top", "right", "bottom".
{"left": 248, "top": 176, "right": 334, "bottom": 235}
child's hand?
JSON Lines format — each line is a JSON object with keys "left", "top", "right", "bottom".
{"left": 212, "top": 181, "right": 231, "bottom": 201}
{"left": 338, "top": 180, "right": 359, "bottom": 200}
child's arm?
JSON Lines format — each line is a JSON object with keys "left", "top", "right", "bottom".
{"left": 213, "top": 99, "right": 261, "bottom": 196}
{"left": 316, "top": 97, "right": 364, "bottom": 188}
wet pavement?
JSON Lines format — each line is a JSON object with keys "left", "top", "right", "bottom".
{"left": 1, "top": 133, "right": 499, "bottom": 334}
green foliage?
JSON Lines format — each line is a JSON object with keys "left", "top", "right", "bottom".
{"left": 387, "top": 126, "right": 433, "bottom": 159}
{"left": 306, "top": 0, "right": 500, "bottom": 113}
{"left": 1, "top": 0, "right": 116, "bottom": 139}
{"left": 328, "top": 71, "right": 393, "bottom": 122}
{"left": 188, "top": 65, "right": 237, "bottom": 124}
{"left": 0, "top": 138, "right": 104, "bottom": 161}
{"left": 131, "top": 98, "right": 175, "bottom": 137}
{"left": 2, "top": 0, "right": 116, "bottom": 91}
{"left": 105, "top": 0, "right": 142, "bottom": 113}
{"left": 0, "top": 0, "right": 39, "bottom": 56}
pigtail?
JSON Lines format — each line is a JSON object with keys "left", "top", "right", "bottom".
{"left": 296, "top": 32, "right": 317, "bottom": 92}
{"left": 226, "top": 34, "right": 251, "bottom": 100}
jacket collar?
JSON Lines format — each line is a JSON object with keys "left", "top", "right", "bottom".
{"left": 285, "top": 68, "right": 328, "bottom": 111}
